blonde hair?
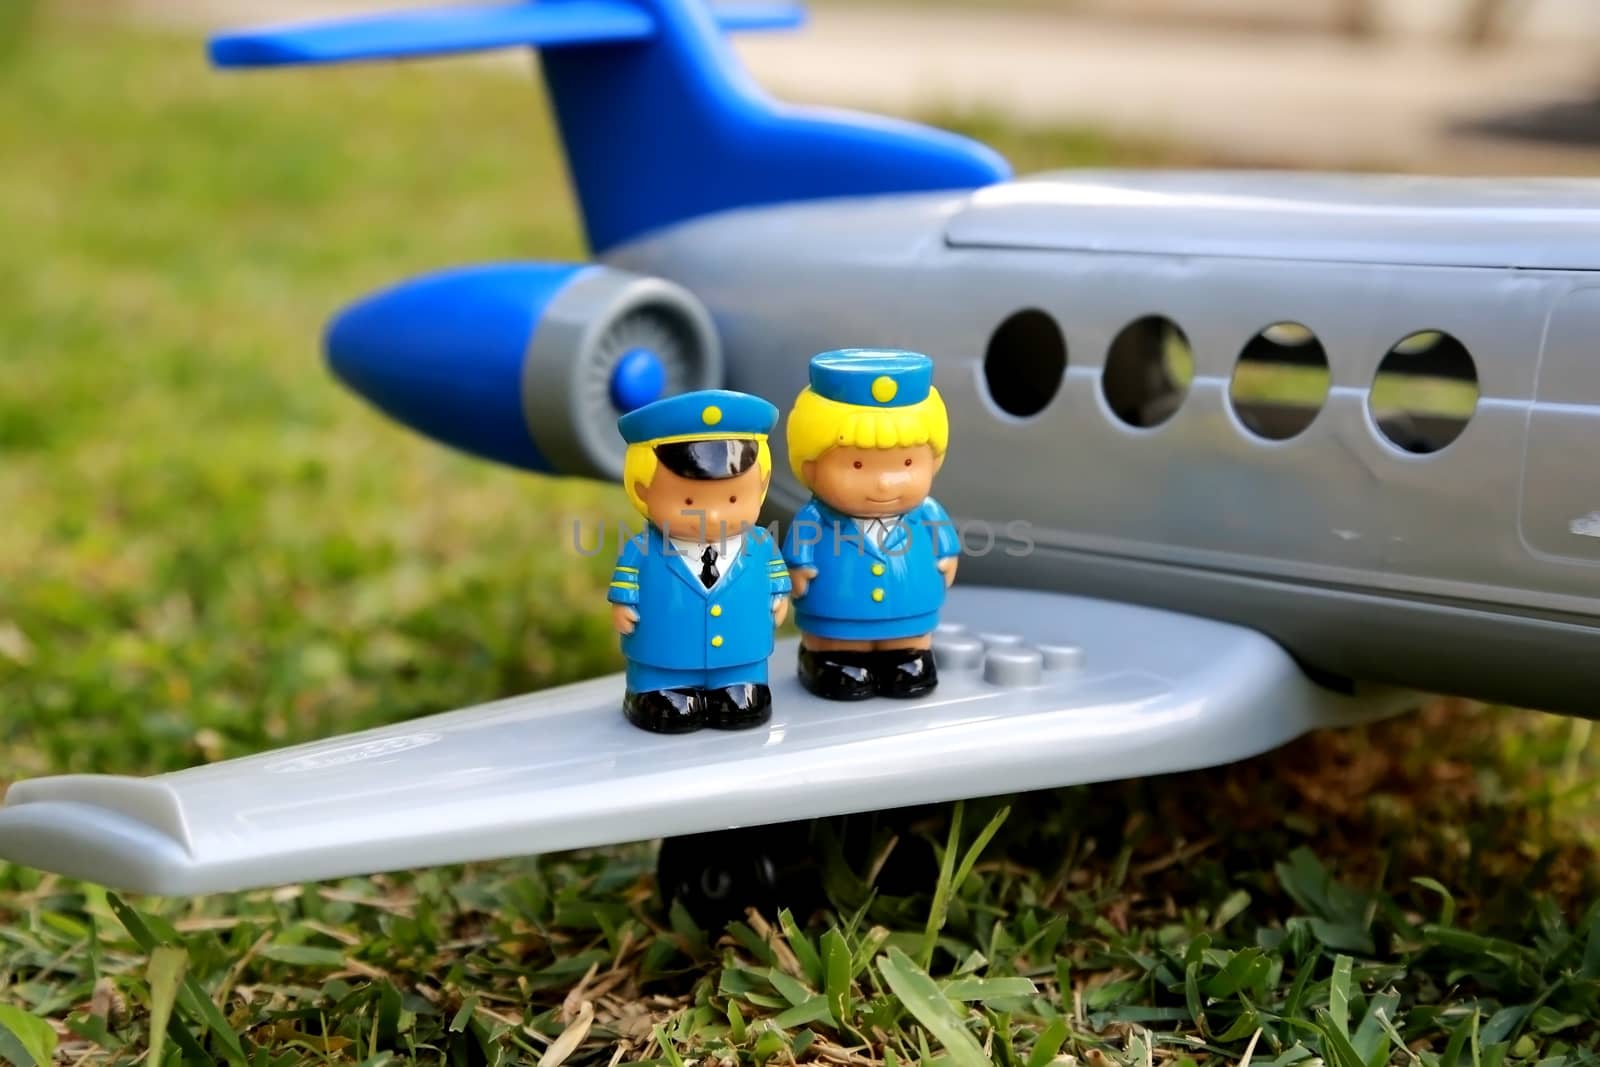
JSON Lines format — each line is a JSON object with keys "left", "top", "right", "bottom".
{"left": 785, "top": 387, "right": 949, "bottom": 481}
{"left": 623, "top": 436, "right": 773, "bottom": 515}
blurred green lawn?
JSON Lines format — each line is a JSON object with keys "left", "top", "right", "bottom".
{"left": 0, "top": 12, "right": 627, "bottom": 781}
{"left": 1, "top": 8, "right": 1597, "bottom": 1067}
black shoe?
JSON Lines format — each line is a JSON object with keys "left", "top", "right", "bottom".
{"left": 623, "top": 688, "right": 704, "bottom": 733}
{"left": 875, "top": 648, "right": 938, "bottom": 698}
{"left": 797, "top": 647, "right": 876, "bottom": 701}
{"left": 705, "top": 683, "right": 773, "bottom": 730}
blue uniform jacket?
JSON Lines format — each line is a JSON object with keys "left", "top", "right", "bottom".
{"left": 783, "top": 497, "right": 960, "bottom": 640}
{"left": 608, "top": 524, "right": 791, "bottom": 670}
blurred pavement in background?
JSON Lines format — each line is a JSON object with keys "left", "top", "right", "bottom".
{"left": 123, "top": 0, "right": 1600, "bottom": 173}
{"left": 1058, "top": 0, "right": 1600, "bottom": 43}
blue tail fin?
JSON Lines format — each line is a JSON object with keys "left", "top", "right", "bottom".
{"left": 210, "top": 0, "right": 1009, "bottom": 252}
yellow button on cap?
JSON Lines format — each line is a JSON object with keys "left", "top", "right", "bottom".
{"left": 710, "top": 604, "right": 722, "bottom": 617}
{"left": 711, "top": 635, "right": 724, "bottom": 647}
{"left": 871, "top": 563, "right": 885, "bottom": 575}
{"left": 871, "top": 376, "right": 897, "bottom": 404}
{"left": 872, "top": 588, "right": 885, "bottom": 602}
{"left": 701, "top": 405, "right": 722, "bottom": 426}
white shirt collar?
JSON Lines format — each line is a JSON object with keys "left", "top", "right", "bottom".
{"left": 668, "top": 531, "right": 743, "bottom": 589}
{"left": 668, "top": 531, "right": 744, "bottom": 557}
{"left": 851, "top": 516, "right": 900, "bottom": 545}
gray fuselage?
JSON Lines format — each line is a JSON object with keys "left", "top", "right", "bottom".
{"left": 606, "top": 170, "right": 1600, "bottom": 716}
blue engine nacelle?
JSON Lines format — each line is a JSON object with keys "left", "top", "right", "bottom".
{"left": 325, "top": 262, "right": 723, "bottom": 479}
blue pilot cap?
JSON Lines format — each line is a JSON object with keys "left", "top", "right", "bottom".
{"left": 808, "top": 349, "right": 933, "bottom": 408}
{"left": 617, "top": 388, "right": 778, "bottom": 445}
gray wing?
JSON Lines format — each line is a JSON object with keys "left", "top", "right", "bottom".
{"left": 0, "top": 586, "right": 1409, "bottom": 895}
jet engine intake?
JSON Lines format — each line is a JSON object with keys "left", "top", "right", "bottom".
{"left": 325, "top": 262, "right": 722, "bottom": 479}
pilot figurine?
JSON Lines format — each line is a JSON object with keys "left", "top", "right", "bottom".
{"left": 609, "top": 390, "right": 791, "bottom": 733}
{"left": 783, "top": 350, "right": 959, "bottom": 700}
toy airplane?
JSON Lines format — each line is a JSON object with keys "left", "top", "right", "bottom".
{"left": 2, "top": 0, "right": 1595, "bottom": 902}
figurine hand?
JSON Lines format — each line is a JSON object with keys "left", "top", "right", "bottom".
{"left": 773, "top": 596, "right": 789, "bottom": 627}
{"left": 790, "top": 567, "right": 817, "bottom": 598}
{"left": 938, "top": 556, "right": 959, "bottom": 588}
{"left": 611, "top": 603, "right": 638, "bottom": 635}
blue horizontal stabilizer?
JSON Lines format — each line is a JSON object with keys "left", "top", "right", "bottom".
{"left": 210, "top": 1, "right": 653, "bottom": 66}
{"left": 210, "top": 0, "right": 801, "bottom": 68}
{"left": 702, "top": 2, "right": 805, "bottom": 32}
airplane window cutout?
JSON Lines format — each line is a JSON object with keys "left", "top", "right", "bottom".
{"left": 1102, "top": 315, "right": 1193, "bottom": 429}
{"left": 1369, "top": 330, "right": 1479, "bottom": 455}
{"left": 982, "top": 308, "right": 1067, "bottom": 418}
{"left": 1229, "top": 322, "right": 1331, "bottom": 441}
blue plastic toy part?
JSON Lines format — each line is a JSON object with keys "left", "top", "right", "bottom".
{"left": 209, "top": 0, "right": 1009, "bottom": 253}
{"left": 609, "top": 347, "right": 667, "bottom": 412}
{"left": 326, "top": 262, "right": 592, "bottom": 473}
{"left": 541, "top": 0, "right": 1009, "bottom": 252}
{"left": 703, "top": 2, "right": 808, "bottom": 32}
{"left": 208, "top": 0, "right": 799, "bottom": 67}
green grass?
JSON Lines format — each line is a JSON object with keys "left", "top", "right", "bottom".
{"left": 2, "top": 9, "right": 1598, "bottom": 1066}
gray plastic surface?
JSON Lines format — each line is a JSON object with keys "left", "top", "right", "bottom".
{"left": 523, "top": 266, "right": 722, "bottom": 481}
{"left": 604, "top": 172, "right": 1600, "bottom": 715}
{"left": 947, "top": 171, "right": 1600, "bottom": 269}
{"left": 0, "top": 587, "right": 1407, "bottom": 895}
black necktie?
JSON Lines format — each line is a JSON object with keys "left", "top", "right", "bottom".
{"left": 699, "top": 546, "right": 719, "bottom": 589}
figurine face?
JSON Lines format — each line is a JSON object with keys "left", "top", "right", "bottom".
{"left": 802, "top": 444, "right": 942, "bottom": 519}
{"left": 637, "top": 464, "right": 768, "bottom": 542}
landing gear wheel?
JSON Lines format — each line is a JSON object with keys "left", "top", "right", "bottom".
{"left": 656, "top": 819, "right": 824, "bottom": 927}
